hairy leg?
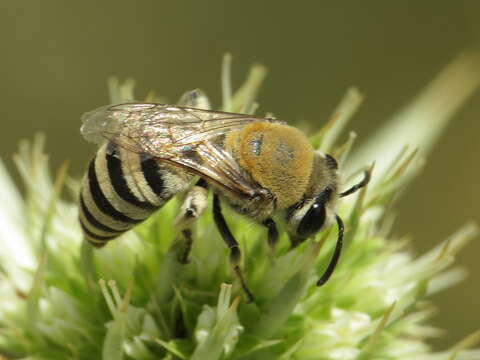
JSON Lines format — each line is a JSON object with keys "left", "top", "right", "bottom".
{"left": 174, "top": 179, "right": 208, "bottom": 264}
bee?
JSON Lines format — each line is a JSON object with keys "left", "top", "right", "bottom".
{"left": 79, "top": 89, "right": 370, "bottom": 302}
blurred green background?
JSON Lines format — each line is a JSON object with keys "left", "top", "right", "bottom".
{"left": 1, "top": 0, "right": 478, "bottom": 349}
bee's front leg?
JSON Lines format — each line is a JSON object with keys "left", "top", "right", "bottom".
{"left": 173, "top": 179, "right": 208, "bottom": 264}
{"left": 289, "top": 236, "right": 308, "bottom": 249}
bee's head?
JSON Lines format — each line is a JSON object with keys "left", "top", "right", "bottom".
{"left": 291, "top": 186, "right": 335, "bottom": 240}
{"left": 285, "top": 152, "right": 370, "bottom": 285}
{"left": 285, "top": 152, "right": 339, "bottom": 242}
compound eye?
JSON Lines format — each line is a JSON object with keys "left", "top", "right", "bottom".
{"left": 297, "top": 201, "right": 326, "bottom": 238}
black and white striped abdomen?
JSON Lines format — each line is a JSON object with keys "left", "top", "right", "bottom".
{"left": 79, "top": 142, "right": 192, "bottom": 247}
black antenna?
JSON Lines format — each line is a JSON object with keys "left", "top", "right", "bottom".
{"left": 316, "top": 168, "right": 371, "bottom": 286}
{"left": 317, "top": 214, "right": 344, "bottom": 286}
{"left": 339, "top": 170, "right": 371, "bottom": 198}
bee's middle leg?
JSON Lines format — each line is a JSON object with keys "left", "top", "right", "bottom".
{"left": 213, "top": 193, "right": 255, "bottom": 303}
{"left": 174, "top": 179, "right": 208, "bottom": 264}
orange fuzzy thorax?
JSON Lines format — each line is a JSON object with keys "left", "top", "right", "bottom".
{"left": 226, "top": 122, "right": 314, "bottom": 209}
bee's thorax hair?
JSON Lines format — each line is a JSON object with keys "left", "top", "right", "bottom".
{"left": 225, "top": 122, "right": 314, "bottom": 210}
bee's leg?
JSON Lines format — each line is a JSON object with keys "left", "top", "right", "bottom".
{"left": 174, "top": 179, "right": 209, "bottom": 264}
{"left": 213, "top": 193, "right": 255, "bottom": 303}
{"left": 177, "top": 229, "right": 193, "bottom": 264}
{"left": 289, "top": 236, "right": 308, "bottom": 249}
{"left": 262, "top": 218, "right": 279, "bottom": 250}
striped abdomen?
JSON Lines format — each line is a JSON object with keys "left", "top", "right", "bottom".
{"left": 79, "top": 142, "right": 192, "bottom": 247}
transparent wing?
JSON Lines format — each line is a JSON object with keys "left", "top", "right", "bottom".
{"left": 81, "top": 102, "right": 282, "bottom": 196}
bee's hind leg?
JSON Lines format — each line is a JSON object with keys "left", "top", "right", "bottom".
{"left": 213, "top": 193, "right": 255, "bottom": 303}
{"left": 174, "top": 179, "right": 209, "bottom": 264}
{"left": 177, "top": 229, "right": 194, "bottom": 264}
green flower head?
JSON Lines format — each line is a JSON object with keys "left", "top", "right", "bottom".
{"left": 0, "top": 53, "right": 479, "bottom": 360}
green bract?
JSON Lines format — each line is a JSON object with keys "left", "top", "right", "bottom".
{"left": 0, "top": 53, "right": 479, "bottom": 360}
